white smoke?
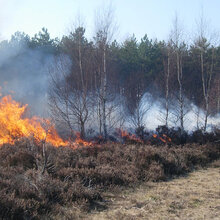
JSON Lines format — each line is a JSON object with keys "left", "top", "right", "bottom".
{"left": 141, "top": 94, "right": 220, "bottom": 132}
{"left": 0, "top": 43, "right": 54, "bottom": 116}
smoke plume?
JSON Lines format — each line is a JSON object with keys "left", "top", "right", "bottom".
{"left": 0, "top": 43, "right": 53, "bottom": 116}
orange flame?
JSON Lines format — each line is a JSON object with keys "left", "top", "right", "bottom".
{"left": 162, "top": 134, "right": 172, "bottom": 142}
{"left": 152, "top": 133, "right": 172, "bottom": 143}
{"left": 0, "top": 95, "right": 68, "bottom": 147}
{"left": 0, "top": 96, "right": 95, "bottom": 148}
{"left": 119, "top": 129, "right": 144, "bottom": 144}
{"left": 73, "top": 132, "right": 93, "bottom": 148}
{"left": 159, "top": 137, "right": 166, "bottom": 143}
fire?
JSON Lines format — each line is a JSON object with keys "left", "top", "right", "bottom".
{"left": 162, "top": 134, "right": 171, "bottom": 142}
{"left": 118, "top": 129, "right": 144, "bottom": 144}
{"left": 73, "top": 132, "right": 93, "bottom": 148}
{"left": 152, "top": 133, "right": 172, "bottom": 143}
{"left": 0, "top": 95, "right": 173, "bottom": 147}
{"left": 0, "top": 95, "right": 67, "bottom": 147}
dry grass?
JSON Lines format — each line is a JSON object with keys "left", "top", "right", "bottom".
{"left": 87, "top": 161, "right": 220, "bottom": 220}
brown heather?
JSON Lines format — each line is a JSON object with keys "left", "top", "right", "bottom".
{"left": 0, "top": 140, "right": 219, "bottom": 219}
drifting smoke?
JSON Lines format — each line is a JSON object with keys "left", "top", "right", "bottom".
{"left": 0, "top": 40, "right": 220, "bottom": 134}
{"left": 185, "top": 104, "right": 220, "bottom": 132}
{"left": 141, "top": 94, "right": 220, "bottom": 132}
{"left": 0, "top": 43, "right": 53, "bottom": 116}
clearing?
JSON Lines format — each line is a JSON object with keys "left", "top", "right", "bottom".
{"left": 85, "top": 162, "right": 220, "bottom": 220}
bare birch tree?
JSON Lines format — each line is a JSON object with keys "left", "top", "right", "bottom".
{"left": 161, "top": 41, "right": 173, "bottom": 127}
{"left": 194, "top": 15, "right": 217, "bottom": 131}
{"left": 170, "top": 15, "right": 187, "bottom": 134}
{"left": 94, "top": 4, "right": 117, "bottom": 139}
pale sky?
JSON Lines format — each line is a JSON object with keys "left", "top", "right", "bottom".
{"left": 0, "top": 0, "right": 219, "bottom": 42}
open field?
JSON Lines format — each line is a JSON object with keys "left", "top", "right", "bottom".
{"left": 88, "top": 161, "right": 220, "bottom": 220}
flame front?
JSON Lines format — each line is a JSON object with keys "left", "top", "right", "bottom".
{"left": 119, "top": 129, "right": 144, "bottom": 144}
{"left": 0, "top": 95, "right": 173, "bottom": 147}
{"left": 152, "top": 133, "right": 172, "bottom": 143}
{"left": 73, "top": 132, "right": 93, "bottom": 148}
{"left": 0, "top": 95, "right": 67, "bottom": 147}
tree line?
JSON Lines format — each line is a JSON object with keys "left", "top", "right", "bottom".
{"left": 0, "top": 14, "right": 220, "bottom": 139}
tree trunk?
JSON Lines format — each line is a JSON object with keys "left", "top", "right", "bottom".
{"left": 80, "top": 120, "right": 85, "bottom": 139}
{"left": 217, "top": 80, "right": 220, "bottom": 113}
{"left": 201, "top": 48, "right": 214, "bottom": 132}
{"left": 102, "top": 44, "right": 107, "bottom": 140}
{"left": 165, "top": 51, "right": 170, "bottom": 127}
{"left": 177, "top": 50, "right": 184, "bottom": 134}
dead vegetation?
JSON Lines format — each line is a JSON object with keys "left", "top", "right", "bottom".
{"left": 88, "top": 162, "right": 220, "bottom": 220}
{"left": 0, "top": 140, "right": 219, "bottom": 219}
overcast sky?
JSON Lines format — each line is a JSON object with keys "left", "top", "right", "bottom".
{"left": 0, "top": 0, "right": 219, "bottom": 42}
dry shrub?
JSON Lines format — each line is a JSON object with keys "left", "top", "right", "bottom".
{"left": 210, "top": 159, "right": 220, "bottom": 168}
{"left": 0, "top": 143, "right": 101, "bottom": 219}
{"left": 0, "top": 140, "right": 219, "bottom": 219}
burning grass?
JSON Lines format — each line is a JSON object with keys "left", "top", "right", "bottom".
{"left": 0, "top": 95, "right": 94, "bottom": 148}
{"left": 0, "top": 95, "right": 68, "bottom": 147}
{"left": 0, "top": 140, "right": 219, "bottom": 219}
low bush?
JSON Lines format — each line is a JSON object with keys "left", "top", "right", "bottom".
{"left": 0, "top": 140, "right": 219, "bottom": 219}
{"left": 155, "top": 125, "right": 220, "bottom": 145}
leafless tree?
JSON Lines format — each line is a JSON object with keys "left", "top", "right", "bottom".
{"left": 93, "top": 4, "right": 117, "bottom": 139}
{"left": 170, "top": 15, "right": 187, "bottom": 133}
{"left": 128, "top": 94, "right": 152, "bottom": 130}
{"left": 49, "top": 23, "right": 94, "bottom": 138}
{"left": 165, "top": 45, "right": 171, "bottom": 127}
{"left": 160, "top": 40, "right": 174, "bottom": 127}
{"left": 194, "top": 15, "right": 217, "bottom": 131}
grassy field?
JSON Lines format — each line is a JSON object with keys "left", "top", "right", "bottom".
{"left": 87, "top": 160, "right": 220, "bottom": 220}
